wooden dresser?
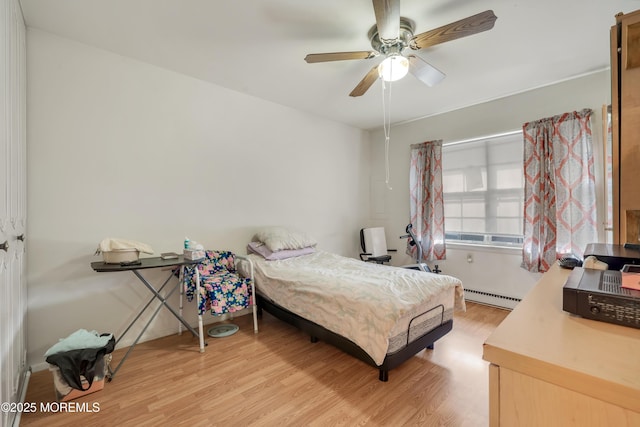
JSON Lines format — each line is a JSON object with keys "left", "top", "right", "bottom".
{"left": 483, "top": 263, "right": 640, "bottom": 426}
{"left": 611, "top": 9, "right": 640, "bottom": 244}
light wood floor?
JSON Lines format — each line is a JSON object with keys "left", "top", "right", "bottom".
{"left": 21, "top": 301, "right": 509, "bottom": 427}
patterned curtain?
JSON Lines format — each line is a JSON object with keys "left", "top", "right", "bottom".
{"left": 522, "top": 109, "right": 597, "bottom": 272}
{"left": 409, "top": 140, "right": 446, "bottom": 261}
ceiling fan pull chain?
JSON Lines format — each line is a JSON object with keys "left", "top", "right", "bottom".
{"left": 385, "top": 134, "right": 392, "bottom": 190}
{"left": 382, "top": 78, "right": 392, "bottom": 190}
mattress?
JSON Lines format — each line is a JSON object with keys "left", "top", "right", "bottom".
{"left": 238, "top": 251, "right": 465, "bottom": 365}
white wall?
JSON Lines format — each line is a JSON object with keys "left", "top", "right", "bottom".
{"left": 368, "top": 71, "right": 611, "bottom": 307}
{"left": 26, "top": 29, "right": 370, "bottom": 369}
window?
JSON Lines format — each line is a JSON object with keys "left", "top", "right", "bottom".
{"left": 442, "top": 131, "right": 524, "bottom": 247}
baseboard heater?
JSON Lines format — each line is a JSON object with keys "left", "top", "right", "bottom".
{"left": 464, "top": 288, "right": 521, "bottom": 309}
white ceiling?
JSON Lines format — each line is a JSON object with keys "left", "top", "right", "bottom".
{"left": 18, "top": 0, "right": 640, "bottom": 130}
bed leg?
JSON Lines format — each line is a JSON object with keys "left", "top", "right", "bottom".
{"left": 379, "top": 369, "right": 389, "bottom": 382}
{"left": 310, "top": 336, "right": 318, "bottom": 343}
{"left": 426, "top": 343, "right": 434, "bottom": 350}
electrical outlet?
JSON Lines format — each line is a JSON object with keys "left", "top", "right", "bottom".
{"left": 467, "top": 254, "right": 473, "bottom": 263}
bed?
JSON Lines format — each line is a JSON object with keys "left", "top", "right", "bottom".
{"left": 236, "top": 229, "right": 465, "bottom": 381}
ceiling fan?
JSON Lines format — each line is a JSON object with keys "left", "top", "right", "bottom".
{"left": 304, "top": 0, "right": 497, "bottom": 97}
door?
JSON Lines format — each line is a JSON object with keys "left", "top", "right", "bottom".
{"left": 0, "top": 1, "right": 27, "bottom": 426}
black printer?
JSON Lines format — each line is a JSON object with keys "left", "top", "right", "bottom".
{"left": 583, "top": 243, "right": 640, "bottom": 271}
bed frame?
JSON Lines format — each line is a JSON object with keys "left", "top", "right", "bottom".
{"left": 256, "top": 293, "right": 453, "bottom": 382}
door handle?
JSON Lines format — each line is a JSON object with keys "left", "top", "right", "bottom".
{"left": 0, "top": 241, "right": 7, "bottom": 251}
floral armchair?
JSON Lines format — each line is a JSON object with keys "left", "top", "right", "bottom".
{"left": 183, "top": 250, "right": 253, "bottom": 316}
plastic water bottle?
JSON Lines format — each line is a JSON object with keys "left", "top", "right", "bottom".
{"left": 184, "top": 237, "right": 190, "bottom": 249}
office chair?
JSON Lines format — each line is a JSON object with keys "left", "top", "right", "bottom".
{"left": 359, "top": 227, "right": 396, "bottom": 264}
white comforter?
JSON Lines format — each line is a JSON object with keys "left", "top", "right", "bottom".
{"left": 240, "top": 251, "right": 465, "bottom": 365}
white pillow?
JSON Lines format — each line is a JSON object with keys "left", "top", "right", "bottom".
{"left": 254, "top": 227, "right": 317, "bottom": 252}
{"left": 247, "top": 241, "right": 315, "bottom": 260}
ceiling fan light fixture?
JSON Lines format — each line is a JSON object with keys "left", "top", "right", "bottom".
{"left": 378, "top": 55, "right": 409, "bottom": 82}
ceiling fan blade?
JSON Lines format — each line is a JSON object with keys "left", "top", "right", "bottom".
{"left": 349, "top": 66, "right": 380, "bottom": 97}
{"left": 408, "top": 55, "right": 446, "bottom": 87}
{"left": 373, "top": 0, "right": 400, "bottom": 42}
{"left": 410, "top": 10, "right": 497, "bottom": 50}
{"left": 304, "top": 51, "right": 378, "bottom": 63}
